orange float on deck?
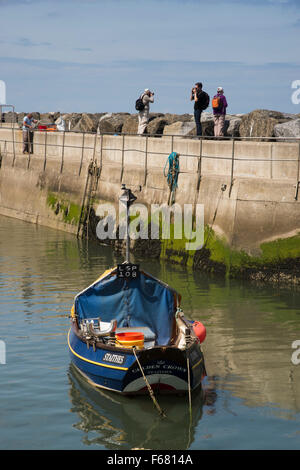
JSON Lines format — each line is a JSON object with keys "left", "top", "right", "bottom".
{"left": 192, "top": 321, "right": 206, "bottom": 343}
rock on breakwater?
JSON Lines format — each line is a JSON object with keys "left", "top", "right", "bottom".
{"left": 2, "top": 109, "right": 300, "bottom": 138}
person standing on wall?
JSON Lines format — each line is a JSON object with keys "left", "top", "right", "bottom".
{"left": 190, "top": 82, "right": 210, "bottom": 137}
{"left": 22, "top": 113, "right": 37, "bottom": 154}
{"left": 136, "top": 89, "right": 154, "bottom": 135}
{"left": 212, "top": 87, "right": 228, "bottom": 137}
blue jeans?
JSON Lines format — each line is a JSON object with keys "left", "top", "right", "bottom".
{"left": 194, "top": 109, "right": 202, "bottom": 136}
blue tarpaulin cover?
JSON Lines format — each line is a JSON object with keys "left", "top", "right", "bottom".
{"left": 75, "top": 271, "right": 178, "bottom": 346}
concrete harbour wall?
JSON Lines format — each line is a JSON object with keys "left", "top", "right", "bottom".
{"left": 1, "top": 127, "right": 300, "bottom": 284}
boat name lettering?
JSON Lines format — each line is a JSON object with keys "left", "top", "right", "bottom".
{"left": 102, "top": 352, "right": 126, "bottom": 365}
{"left": 131, "top": 364, "right": 186, "bottom": 374}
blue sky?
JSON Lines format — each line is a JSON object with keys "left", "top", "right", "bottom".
{"left": 0, "top": 0, "right": 300, "bottom": 114}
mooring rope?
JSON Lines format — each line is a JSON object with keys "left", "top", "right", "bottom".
{"left": 132, "top": 346, "right": 166, "bottom": 418}
{"left": 186, "top": 355, "right": 193, "bottom": 449}
{"left": 187, "top": 356, "right": 192, "bottom": 418}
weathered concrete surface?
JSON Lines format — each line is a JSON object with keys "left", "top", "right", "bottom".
{"left": 1, "top": 128, "right": 300, "bottom": 284}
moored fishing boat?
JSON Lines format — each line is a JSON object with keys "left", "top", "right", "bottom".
{"left": 68, "top": 185, "right": 207, "bottom": 396}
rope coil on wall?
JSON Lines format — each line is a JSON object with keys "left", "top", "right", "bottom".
{"left": 164, "top": 151, "right": 180, "bottom": 205}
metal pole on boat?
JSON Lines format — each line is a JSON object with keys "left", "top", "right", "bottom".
{"left": 119, "top": 184, "right": 137, "bottom": 263}
{"left": 126, "top": 201, "right": 130, "bottom": 262}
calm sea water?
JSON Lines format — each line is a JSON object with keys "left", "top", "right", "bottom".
{"left": 0, "top": 215, "right": 300, "bottom": 450}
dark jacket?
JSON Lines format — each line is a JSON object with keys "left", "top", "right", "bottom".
{"left": 193, "top": 90, "right": 209, "bottom": 111}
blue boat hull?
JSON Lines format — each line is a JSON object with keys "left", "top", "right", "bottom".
{"left": 68, "top": 325, "right": 206, "bottom": 395}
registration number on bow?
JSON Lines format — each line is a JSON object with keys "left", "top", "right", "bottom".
{"left": 117, "top": 264, "right": 139, "bottom": 279}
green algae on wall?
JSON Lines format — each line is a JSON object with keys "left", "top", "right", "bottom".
{"left": 159, "top": 223, "right": 300, "bottom": 280}
{"left": 47, "top": 192, "right": 81, "bottom": 225}
{"left": 260, "top": 235, "right": 300, "bottom": 262}
{"left": 160, "top": 235, "right": 195, "bottom": 267}
{"left": 160, "top": 224, "right": 229, "bottom": 270}
{"left": 201, "top": 228, "right": 300, "bottom": 278}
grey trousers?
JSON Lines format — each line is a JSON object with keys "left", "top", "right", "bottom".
{"left": 138, "top": 110, "right": 149, "bottom": 135}
{"left": 23, "top": 130, "right": 33, "bottom": 153}
{"left": 213, "top": 114, "right": 225, "bottom": 137}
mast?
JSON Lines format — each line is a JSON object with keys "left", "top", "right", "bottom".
{"left": 119, "top": 184, "right": 137, "bottom": 263}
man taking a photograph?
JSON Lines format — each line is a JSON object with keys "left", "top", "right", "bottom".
{"left": 190, "top": 82, "right": 210, "bottom": 136}
{"left": 137, "top": 89, "right": 155, "bottom": 135}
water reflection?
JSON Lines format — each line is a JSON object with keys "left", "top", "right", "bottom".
{"left": 68, "top": 364, "right": 212, "bottom": 450}
{"left": 143, "top": 263, "right": 300, "bottom": 414}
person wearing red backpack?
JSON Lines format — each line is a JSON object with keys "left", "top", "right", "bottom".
{"left": 212, "top": 87, "right": 228, "bottom": 137}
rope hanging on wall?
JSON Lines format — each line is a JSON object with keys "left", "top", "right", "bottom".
{"left": 163, "top": 151, "right": 180, "bottom": 205}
